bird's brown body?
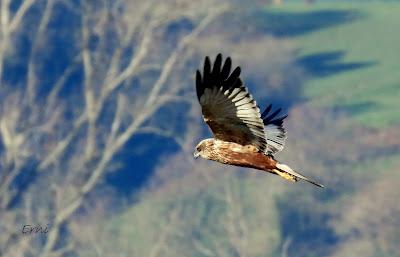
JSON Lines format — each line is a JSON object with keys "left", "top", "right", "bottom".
{"left": 200, "top": 139, "right": 277, "bottom": 170}
{"left": 195, "top": 138, "right": 301, "bottom": 182}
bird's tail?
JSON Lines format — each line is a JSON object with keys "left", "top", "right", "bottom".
{"left": 273, "top": 163, "right": 324, "bottom": 188}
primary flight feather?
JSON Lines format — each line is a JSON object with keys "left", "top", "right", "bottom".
{"left": 194, "top": 54, "right": 323, "bottom": 187}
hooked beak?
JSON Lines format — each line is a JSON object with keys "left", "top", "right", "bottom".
{"left": 193, "top": 149, "right": 200, "bottom": 159}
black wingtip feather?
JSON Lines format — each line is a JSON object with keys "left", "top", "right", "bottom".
{"left": 262, "top": 105, "right": 287, "bottom": 125}
{"left": 267, "top": 108, "right": 282, "bottom": 121}
{"left": 221, "top": 57, "right": 232, "bottom": 79}
{"left": 261, "top": 104, "right": 272, "bottom": 118}
{"left": 196, "top": 70, "right": 202, "bottom": 100}
{"left": 270, "top": 114, "right": 288, "bottom": 126}
{"left": 204, "top": 56, "right": 211, "bottom": 74}
{"left": 212, "top": 54, "right": 222, "bottom": 76}
{"left": 231, "top": 66, "right": 241, "bottom": 77}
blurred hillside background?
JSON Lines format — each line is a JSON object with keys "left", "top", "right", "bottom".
{"left": 0, "top": 0, "right": 399, "bottom": 256}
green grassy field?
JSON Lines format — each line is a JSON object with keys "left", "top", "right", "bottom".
{"left": 268, "top": 2, "right": 400, "bottom": 128}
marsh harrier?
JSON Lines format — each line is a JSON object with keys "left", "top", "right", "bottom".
{"left": 194, "top": 54, "right": 323, "bottom": 187}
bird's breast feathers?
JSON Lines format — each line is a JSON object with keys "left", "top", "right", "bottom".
{"left": 210, "top": 140, "right": 276, "bottom": 170}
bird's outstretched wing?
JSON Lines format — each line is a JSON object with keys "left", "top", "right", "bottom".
{"left": 196, "top": 54, "right": 268, "bottom": 152}
{"left": 261, "top": 104, "right": 287, "bottom": 155}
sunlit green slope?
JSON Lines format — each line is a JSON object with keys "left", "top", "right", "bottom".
{"left": 268, "top": 3, "right": 400, "bottom": 128}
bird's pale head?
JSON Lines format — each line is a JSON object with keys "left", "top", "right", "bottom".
{"left": 193, "top": 138, "right": 214, "bottom": 159}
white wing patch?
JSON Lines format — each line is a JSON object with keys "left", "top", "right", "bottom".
{"left": 265, "top": 124, "right": 286, "bottom": 154}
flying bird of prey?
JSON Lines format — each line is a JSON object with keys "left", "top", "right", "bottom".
{"left": 193, "top": 54, "right": 323, "bottom": 187}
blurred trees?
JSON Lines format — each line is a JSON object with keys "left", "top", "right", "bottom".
{"left": 331, "top": 169, "right": 400, "bottom": 257}
{"left": 0, "top": 0, "right": 230, "bottom": 256}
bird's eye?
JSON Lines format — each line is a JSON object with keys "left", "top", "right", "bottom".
{"left": 197, "top": 147, "right": 201, "bottom": 151}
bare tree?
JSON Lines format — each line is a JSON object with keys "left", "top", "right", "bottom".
{"left": 0, "top": 0, "right": 230, "bottom": 256}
